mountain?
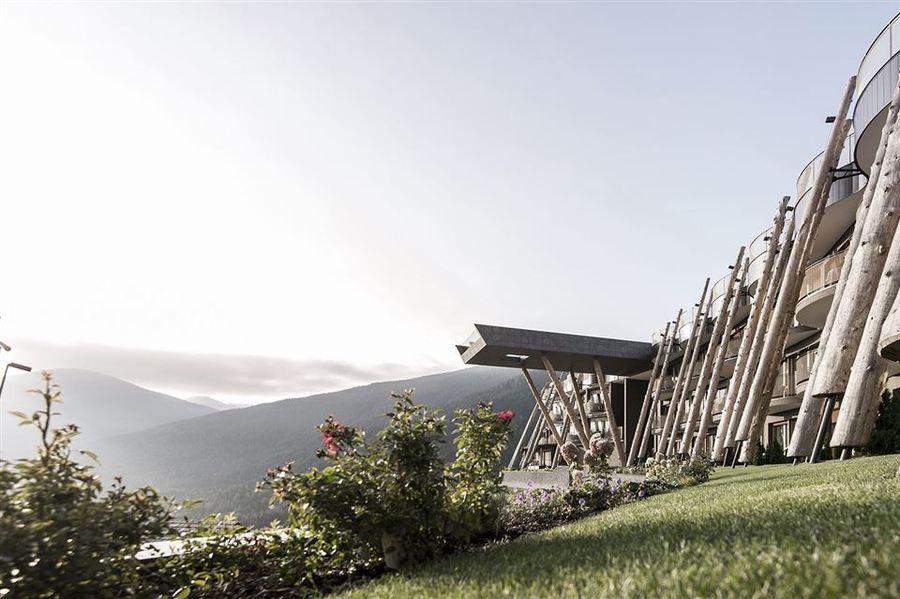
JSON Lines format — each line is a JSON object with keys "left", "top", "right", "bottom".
{"left": 93, "top": 367, "right": 546, "bottom": 526}
{"left": 184, "top": 396, "right": 246, "bottom": 411}
{"left": 0, "top": 369, "right": 215, "bottom": 460}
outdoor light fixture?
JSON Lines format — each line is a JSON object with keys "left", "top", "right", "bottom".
{"left": 0, "top": 342, "right": 10, "bottom": 353}
{"left": 0, "top": 362, "right": 32, "bottom": 459}
{"left": 825, "top": 115, "right": 836, "bottom": 123}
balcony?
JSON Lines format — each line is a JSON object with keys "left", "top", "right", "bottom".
{"left": 795, "top": 250, "right": 846, "bottom": 328}
{"left": 854, "top": 12, "right": 900, "bottom": 173}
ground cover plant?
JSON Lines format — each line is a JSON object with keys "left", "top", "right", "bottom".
{"left": 334, "top": 455, "right": 900, "bottom": 599}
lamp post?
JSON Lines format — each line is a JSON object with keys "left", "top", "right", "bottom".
{"left": 0, "top": 362, "right": 32, "bottom": 460}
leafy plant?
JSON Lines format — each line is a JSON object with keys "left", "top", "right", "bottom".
{"left": 0, "top": 372, "right": 180, "bottom": 598}
{"left": 644, "top": 455, "right": 715, "bottom": 487}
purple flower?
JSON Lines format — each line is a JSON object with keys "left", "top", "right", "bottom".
{"left": 578, "top": 498, "right": 587, "bottom": 507}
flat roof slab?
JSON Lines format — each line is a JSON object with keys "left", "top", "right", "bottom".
{"left": 457, "top": 323, "right": 654, "bottom": 376}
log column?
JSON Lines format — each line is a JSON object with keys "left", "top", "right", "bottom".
{"left": 789, "top": 74, "right": 900, "bottom": 458}
{"left": 592, "top": 357, "right": 626, "bottom": 465}
{"left": 712, "top": 197, "right": 789, "bottom": 461}
{"left": 658, "top": 279, "right": 710, "bottom": 458}
{"left": 541, "top": 356, "right": 590, "bottom": 447}
{"left": 638, "top": 309, "right": 683, "bottom": 460}
{"left": 626, "top": 322, "right": 672, "bottom": 466}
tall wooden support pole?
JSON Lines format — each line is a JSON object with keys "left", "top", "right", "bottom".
{"left": 712, "top": 198, "right": 790, "bottom": 461}
{"left": 679, "top": 246, "right": 747, "bottom": 455}
{"left": 692, "top": 258, "right": 747, "bottom": 460}
{"left": 790, "top": 75, "right": 900, "bottom": 458}
{"left": 832, "top": 212, "right": 900, "bottom": 448}
{"left": 626, "top": 322, "right": 672, "bottom": 466}
{"left": 592, "top": 358, "right": 626, "bottom": 465}
{"left": 658, "top": 280, "right": 711, "bottom": 458}
{"left": 569, "top": 370, "right": 591, "bottom": 437}
{"left": 521, "top": 367, "right": 566, "bottom": 450}
{"left": 736, "top": 76, "right": 855, "bottom": 452}
{"left": 665, "top": 294, "right": 712, "bottom": 456}
{"left": 808, "top": 395, "right": 835, "bottom": 464}
{"left": 639, "top": 310, "right": 684, "bottom": 460}
{"left": 520, "top": 418, "right": 544, "bottom": 469}
{"left": 509, "top": 403, "right": 539, "bottom": 469}
{"left": 541, "top": 356, "right": 590, "bottom": 447}
{"left": 809, "top": 89, "right": 899, "bottom": 400}
{"left": 726, "top": 216, "right": 795, "bottom": 450}
{"left": 739, "top": 115, "right": 855, "bottom": 463}
{"left": 551, "top": 412, "right": 569, "bottom": 468}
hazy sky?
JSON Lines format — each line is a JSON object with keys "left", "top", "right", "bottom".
{"left": 0, "top": 2, "right": 897, "bottom": 403}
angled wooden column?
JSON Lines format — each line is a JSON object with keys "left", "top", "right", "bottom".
{"left": 736, "top": 77, "right": 855, "bottom": 451}
{"left": 713, "top": 197, "right": 789, "bottom": 461}
{"left": 551, "top": 412, "right": 569, "bottom": 468}
{"left": 665, "top": 293, "right": 712, "bottom": 456}
{"left": 521, "top": 367, "right": 566, "bottom": 450}
{"left": 520, "top": 418, "right": 544, "bottom": 469}
{"left": 832, "top": 212, "right": 900, "bottom": 448}
{"left": 658, "top": 279, "right": 711, "bottom": 458}
{"left": 679, "top": 246, "right": 747, "bottom": 454}
{"left": 810, "top": 92, "right": 898, "bottom": 404}
{"left": 726, "top": 216, "right": 795, "bottom": 450}
{"left": 592, "top": 357, "right": 626, "bottom": 465}
{"left": 639, "top": 309, "right": 683, "bottom": 460}
{"left": 790, "top": 75, "right": 900, "bottom": 458}
{"left": 509, "top": 402, "right": 539, "bottom": 469}
{"left": 692, "top": 258, "right": 747, "bottom": 460}
{"left": 626, "top": 321, "right": 672, "bottom": 466}
{"left": 541, "top": 356, "right": 590, "bottom": 447}
{"left": 739, "top": 115, "right": 855, "bottom": 463}
{"left": 569, "top": 370, "right": 591, "bottom": 437}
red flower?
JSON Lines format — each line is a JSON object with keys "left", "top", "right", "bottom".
{"left": 497, "top": 410, "right": 514, "bottom": 422}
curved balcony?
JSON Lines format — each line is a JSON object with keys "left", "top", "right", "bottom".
{"left": 795, "top": 250, "right": 847, "bottom": 328}
{"left": 854, "top": 12, "right": 900, "bottom": 173}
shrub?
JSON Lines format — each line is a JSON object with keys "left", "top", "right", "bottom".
{"left": 0, "top": 372, "right": 181, "bottom": 598}
{"left": 447, "top": 403, "right": 514, "bottom": 542}
{"left": 867, "top": 389, "right": 900, "bottom": 455}
{"left": 644, "top": 455, "right": 714, "bottom": 487}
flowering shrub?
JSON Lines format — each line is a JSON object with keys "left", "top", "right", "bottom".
{"left": 644, "top": 455, "right": 715, "bottom": 487}
{"left": 447, "top": 403, "right": 514, "bottom": 542}
{"left": 584, "top": 432, "right": 614, "bottom": 475}
{"left": 498, "top": 476, "right": 663, "bottom": 537}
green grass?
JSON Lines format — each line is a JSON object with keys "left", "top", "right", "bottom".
{"left": 337, "top": 455, "right": 900, "bottom": 598}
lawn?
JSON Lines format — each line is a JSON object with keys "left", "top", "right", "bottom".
{"left": 337, "top": 455, "right": 900, "bottom": 598}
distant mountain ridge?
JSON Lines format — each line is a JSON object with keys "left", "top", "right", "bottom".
{"left": 0, "top": 369, "right": 215, "bottom": 460}
{"left": 93, "top": 367, "right": 545, "bottom": 526}
{"left": 184, "top": 396, "right": 247, "bottom": 411}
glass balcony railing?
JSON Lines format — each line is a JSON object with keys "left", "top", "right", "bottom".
{"left": 855, "top": 13, "right": 900, "bottom": 170}
{"left": 798, "top": 249, "right": 847, "bottom": 303}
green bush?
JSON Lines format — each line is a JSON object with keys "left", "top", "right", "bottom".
{"left": 0, "top": 373, "right": 181, "bottom": 598}
{"left": 867, "top": 389, "right": 900, "bottom": 455}
{"left": 644, "top": 455, "right": 715, "bottom": 487}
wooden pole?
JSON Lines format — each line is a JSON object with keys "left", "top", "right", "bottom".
{"left": 638, "top": 309, "right": 684, "bottom": 461}
{"left": 879, "top": 290, "right": 900, "bottom": 361}
{"left": 657, "top": 279, "right": 711, "bottom": 458}
{"left": 509, "top": 402, "right": 539, "bottom": 469}
{"left": 692, "top": 258, "right": 747, "bottom": 460}
{"left": 665, "top": 293, "right": 712, "bottom": 456}
{"left": 725, "top": 216, "right": 795, "bottom": 450}
{"left": 810, "top": 98, "right": 900, "bottom": 402}
{"left": 521, "top": 367, "right": 566, "bottom": 450}
{"left": 592, "top": 357, "right": 626, "bottom": 466}
{"left": 712, "top": 198, "right": 790, "bottom": 461}
{"left": 569, "top": 369, "right": 591, "bottom": 437}
{"left": 541, "top": 356, "right": 590, "bottom": 448}
{"left": 679, "top": 246, "right": 747, "bottom": 455}
{"left": 789, "top": 75, "right": 900, "bottom": 458}
{"left": 831, "top": 212, "right": 900, "bottom": 448}
{"left": 551, "top": 411, "right": 569, "bottom": 468}
{"left": 808, "top": 394, "right": 835, "bottom": 464}
{"left": 736, "top": 76, "right": 855, "bottom": 447}
{"left": 626, "top": 321, "right": 672, "bottom": 466}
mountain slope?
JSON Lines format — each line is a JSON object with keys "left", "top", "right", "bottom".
{"left": 184, "top": 396, "right": 246, "bottom": 411}
{"left": 0, "top": 369, "right": 215, "bottom": 460}
{"left": 93, "top": 367, "right": 545, "bottom": 526}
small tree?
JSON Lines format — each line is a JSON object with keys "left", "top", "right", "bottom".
{"left": 0, "top": 372, "right": 179, "bottom": 597}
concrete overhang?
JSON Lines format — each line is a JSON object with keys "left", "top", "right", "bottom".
{"left": 457, "top": 323, "right": 654, "bottom": 376}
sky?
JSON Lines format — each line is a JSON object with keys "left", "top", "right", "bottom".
{"left": 0, "top": 2, "right": 897, "bottom": 404}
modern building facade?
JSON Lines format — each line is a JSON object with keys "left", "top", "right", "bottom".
{"left": 458, "top": 12, "right": 900, "bottom": 469}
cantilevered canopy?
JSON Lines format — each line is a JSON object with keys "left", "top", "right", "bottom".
{"left": 457, "top": 323, "right": 654, "bottom": 376}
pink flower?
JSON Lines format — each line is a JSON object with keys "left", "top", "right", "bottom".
{"left": 497, "top": 410, "right": 515, "bottom": 422}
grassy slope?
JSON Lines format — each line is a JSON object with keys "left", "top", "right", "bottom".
{"left": 339, "top": 455, "right": 900, "bottom": 598}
